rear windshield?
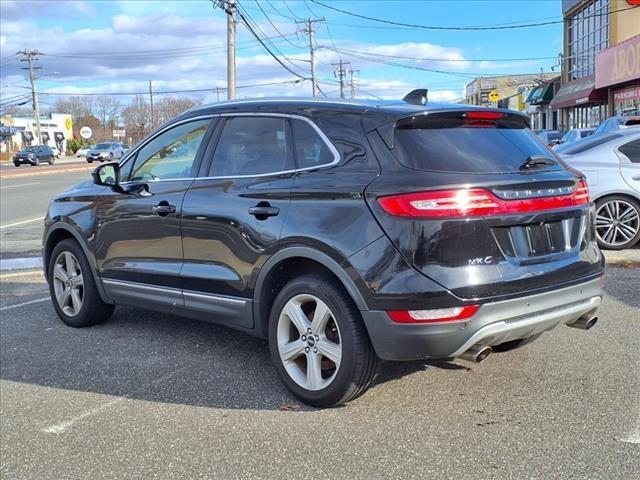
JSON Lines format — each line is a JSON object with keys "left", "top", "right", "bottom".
{"left": 554, "top": 132, "right": 622, "bottom": 155}
{"left": 392, "top": 113, "right": 557, "bottom": 173}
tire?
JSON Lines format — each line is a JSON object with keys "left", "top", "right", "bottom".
{"left": 49, "top": 156, "right": 54, "bottom": 165}
{"left": 595, "top": 196, "right": 640, "bottom": 250}
{"left": 268, "top": 274, "right": 379, "bottom": 407}
{"left": 13, "top": 162, "right": 19, "bottom": 167}
{"left": 87, "top": 159, "right": 93, "bottom": 163}
{"left": 47, "top": 238, "right": 114, "bottom": 327}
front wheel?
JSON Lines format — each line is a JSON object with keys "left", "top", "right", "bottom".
{"left": 48, "top": 239, "right": 114, "bottom": 327}
{"left": 595, "top": 196, "right": 640, "bottom": 250}
{"left": 268, "top": 275, "right": 379, "bottom": 407}
{"left": 13, "top": 162, "right": 19, "bottom": 167}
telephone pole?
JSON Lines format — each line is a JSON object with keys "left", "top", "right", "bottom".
{"left": 332, "top": 60, "right": 350, "bottom": 99}
{"left": 296, "top": 18, "right": 324, "bottom": 97}
{"left": 348, "top": 69, "right": 359, "bottom": 99}
{"left": 225, "top": 0, "right": 237, "bottom": 100}
{"left": 17, "top": 49, "right": 42, "bottom": 144}
{"left": 148, "top": 80, "right": 155, "bottom": 129}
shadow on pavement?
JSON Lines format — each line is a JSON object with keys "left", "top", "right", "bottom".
{"left": 0, "top": 281, "right": 451, "bottom": 411}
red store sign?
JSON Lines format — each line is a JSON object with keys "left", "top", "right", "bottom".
{"left": 596, "top": 34, "right": 640, "bottom": 89}
{"left": 613, "top": 85, "right": 640, "bottom": 102}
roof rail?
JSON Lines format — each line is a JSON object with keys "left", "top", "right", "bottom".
{"left": 402, "top": 89, "right": 428, "bottom": 106}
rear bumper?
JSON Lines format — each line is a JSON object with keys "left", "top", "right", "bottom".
{"left": 361, "top": 277, "right": 602, "bottom": 361}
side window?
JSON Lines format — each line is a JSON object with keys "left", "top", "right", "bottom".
{"left": 292, "top": 119, "right": 335, "bottom": 169}
{"left": 209, "top": 117, "right": 293, "bottom": 176}
{"left": 127, "top": 119, "right": 210, "bottom": 181}
{"left": 618, "top": 138, "right": 640, "bottom": 163}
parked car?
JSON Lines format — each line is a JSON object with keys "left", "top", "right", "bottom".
{"left": 13, "top": 145, "right": 55, "bottom": 166}
{"left": 43, "top": 98, "right": 604, "bottom": 407}
{"left": 50, "top": 146, "right": 61, "bottom": 159}
{"left": 536, "top": 130, "right": 564, "bottom": 147}
{"left": 86, "top": 142, "right": 124, "bottom": 163}
{"left": 554, "top": 128, "right": 595, "bottom": 149}
{"left": 121, "top": 144, "right": 131, "bottom": 153}
{"left": 76, "top": 145, "right": 93, "bottom": 157}
{"left": 555, "top": 130, "right": 640, "bottom": 250}
{"left": 594, "top": 115, "right": 640, "bottom": 135}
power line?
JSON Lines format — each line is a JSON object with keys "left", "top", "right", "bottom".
{"left": 310, "top": 0, "right": 638, "bottom": 31}
{"left": 253, "top": 0, "right": 306, "bottom": 49}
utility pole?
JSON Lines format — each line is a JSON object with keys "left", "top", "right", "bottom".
{"left": 148, "top": 80, "right": 155, "bottom": 130}
{"left": 215, "top": 87, "right": 222, "bottom": 102}
{"left": 225, "top": 0, "right": 237, "bottom": 100}
{"left": 332, "top": 60, "right": 350, "bottom": 99}
{"left": 348, "top": 69, "right": 359, "bottom": 99}
{"left": 296, "top": 18, "right": 324, "bottom": 97}
{"left": 17, "top": 49, "right": 42, "bottom": 144}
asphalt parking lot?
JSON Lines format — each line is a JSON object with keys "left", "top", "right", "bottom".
{"left": 1, "top": 267, "right": 639, "bottom": 480}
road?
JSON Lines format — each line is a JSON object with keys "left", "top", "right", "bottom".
{"left": 0, "top": 164, "right": 91, "bottom": 258}
{"left": 0, "top": 267, "right": 639, "bottom": 480}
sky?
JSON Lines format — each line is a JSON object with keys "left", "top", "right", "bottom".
{"left": 0, "top": 0, "right": 564, "bottom": 107}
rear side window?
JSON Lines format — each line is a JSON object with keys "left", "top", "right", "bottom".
{"left": 210, "top": 117, "right": 294, "bottom": 177}
{"left": 292, "top": 119, "right": 335, "bottom": 169}
{"left": 618, "top": 138, "right": 640, "bottom": 163}
{"left": 393, "top": 113, "right": 554, "bottom": 173}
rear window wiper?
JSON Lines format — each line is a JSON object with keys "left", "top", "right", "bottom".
{"left": 519, "top": 155, "right": 557, "bottom": 171}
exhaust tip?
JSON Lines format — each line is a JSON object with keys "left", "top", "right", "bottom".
{"left": 585, "top": 316, "right": 598, "bottom": 330}
{"left": 460, "top": 345, "right": 492, "bottom": 363}
{"left": 567, "top": 314, "right": 599, "bottom": 330}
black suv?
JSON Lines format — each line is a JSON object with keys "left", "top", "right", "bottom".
{"left": 44, "top": 97, "right": 604, "bottom": 407}
{"left": 13, "top": 145, "right": 55, "bottom": 166}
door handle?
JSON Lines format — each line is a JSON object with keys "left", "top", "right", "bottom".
{"left": 152, "top": 201, "right": 176, "bottom": 216}
{"left": 632, "top": 175, "right": 640, "bottom": 181}
{"left": 248, "top": 204, "right": 279, "bottom": 219}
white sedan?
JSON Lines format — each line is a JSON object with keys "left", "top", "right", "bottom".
{"left": 76, "top": 145, "right": 92, "bottom": 157}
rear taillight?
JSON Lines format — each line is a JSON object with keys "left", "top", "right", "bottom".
{"left": 387, "top": 305, "right": 479, "bottom": 324}
{"left": 378, "top": 180, "right": 590, "bottom": 218}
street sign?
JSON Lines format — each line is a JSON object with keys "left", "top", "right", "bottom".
{"left": 79, "top": 126, "right": 92, "bottom": 139}
{"left": 112, "top": 129, "right": 126, "bottom": 138}
{"left": 488, "top": 90, "right": 500, "bottom": 102}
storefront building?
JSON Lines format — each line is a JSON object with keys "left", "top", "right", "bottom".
{"left": 525, "top": 77, "right": 561, "bottom": 129}
{"left": 596, "top": 33, "right": 640, "bottom": 115}
{"left": 464, "top": 73, "right": 557, "bottom": 112}
{"left": 554, "top": 0, "right": 640, "bottom": 129}
{"left": 0, "top": 113, "right": 72, "bottom": 154}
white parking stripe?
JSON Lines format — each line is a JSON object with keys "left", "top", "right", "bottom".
{"left": 0, "top": 182, "right": 41, "bottom": 190}
{"left": 0, "top": 297, "right": 50, "bottom": 312}
{"left": 0, "top": 217, "right": 43, "bottom": 230}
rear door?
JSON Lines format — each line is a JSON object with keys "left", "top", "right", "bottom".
{"left": 180, "top": 115, "right": 294, "bottom": 328}
{"left": 616, "top": 136, "right": 640, "bottom": 194}
{"left": 95, "top": 117, "right": 214, "bottom": 308}
{"left": 365, "top": 110, "right": 603, "bottom": 300}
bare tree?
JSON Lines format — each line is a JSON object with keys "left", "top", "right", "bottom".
{"left": 94, "top": 95, "right": 121, "bottom": 138}
{"left": 154, "top": 96, "right": 201, "bottom": 125}
{"left": 121, "top": 95, "right": 151, "bottom": 142}
{"left": 52, "top": 96, "right": 94, "bottom": 122}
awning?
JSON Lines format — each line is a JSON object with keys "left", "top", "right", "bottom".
{"left": 549, "top": 75, "right": 608, "bottom": 109}
{"left": 526, "top": 82, "right": 555, "bottom": 105}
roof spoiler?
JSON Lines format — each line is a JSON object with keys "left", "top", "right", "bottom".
{"left": 402, "top": 89, "right": 428, "bottom": 105}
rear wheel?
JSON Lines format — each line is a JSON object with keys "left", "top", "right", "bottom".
{"left": 48, "top": 156, "right": 54, "bottom": 165}
{"left": 48, "top": 239, "right": 114, "bottom": 327}
{"left": 595, "top": 196, "right": 640, "bottom": 250}
{"left": 13, "top": 162, "right": 19, "bottom": 167}
{"left": 268, "top": 275, "right": 379, "bottom": 407}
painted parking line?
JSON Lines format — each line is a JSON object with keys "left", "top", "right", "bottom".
{"left": 0, "top": 182, "right": 41, "bottom": 190}
{"left": 0, "top": 257, "right": 43, "bottom": 271}
{"left": 0, "top": 297, "right": 50, "bottom": 312}
{"left": 0, "top": 217, "right": 43, "bottom": 230}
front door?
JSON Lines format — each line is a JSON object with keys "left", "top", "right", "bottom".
{"left": 95, "top": 117, "right": 215, "bottom": 309}
{"left": 180, "top": 115, "right": 294, "bottom": 328}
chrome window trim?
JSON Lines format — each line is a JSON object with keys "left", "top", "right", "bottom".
{"left": 118, "top": 112, "right": 340, "bottom": 184}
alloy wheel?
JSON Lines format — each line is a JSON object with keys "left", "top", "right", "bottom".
{"left": 276, "top": 294, "right": 342, "bottom": 391}
{"left": 595, "top": 199, "right": 640, "bottom": 248}
{"left": 52, "top": 251, "right": 84, "bottom": 317}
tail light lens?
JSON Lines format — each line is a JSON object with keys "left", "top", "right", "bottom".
{"left": 388, "top": 305, "right": 479, "bottom": 324}
{"left": 378, "top": 180, "right": 590, "bottom": 218}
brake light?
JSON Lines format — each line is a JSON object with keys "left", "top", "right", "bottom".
{"left": 464, "top": 111, "right": 503, "bottom": 120}
{"left": 388, "top": 305, "right": 479, "bottom": 323}
{"left": 378, "top": 180, "right": 590, "bottom": 218}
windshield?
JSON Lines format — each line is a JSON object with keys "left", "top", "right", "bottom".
{"left": 392, "top": 112, "right": 557, "bottom": 174}
{"left": 23, "top": 146, "right": 38, "bottom": 152}
{"left": 94, "top": 143, "right": 111, "bottom": 150}
{"left": 554, "top": 132, "right": 622, "bottom": 155}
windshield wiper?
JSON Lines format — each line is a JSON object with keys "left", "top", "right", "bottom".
{"left": 519, "top": 155, "right": 557, "bottom": 171}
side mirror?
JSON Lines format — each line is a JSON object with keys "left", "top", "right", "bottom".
{"left": 92, "top": 162, "right": 120, "bottom": 187}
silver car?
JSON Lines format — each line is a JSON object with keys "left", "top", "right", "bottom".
{"left": 555, "top": 130, "right": 640, "bottom": 249}
{"left": 86, "top": 142, "right": 124, "bottom": 163}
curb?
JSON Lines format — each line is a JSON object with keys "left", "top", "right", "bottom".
{"left": 0, "top": 164, "right": 93, "bottom": 179}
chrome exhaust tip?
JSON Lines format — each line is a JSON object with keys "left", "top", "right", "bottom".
{"left": 459, "top": 345, "right": 492, "bottom": 363}
{"left": 567, "top": 314, "right": 598, "bottom": 330}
